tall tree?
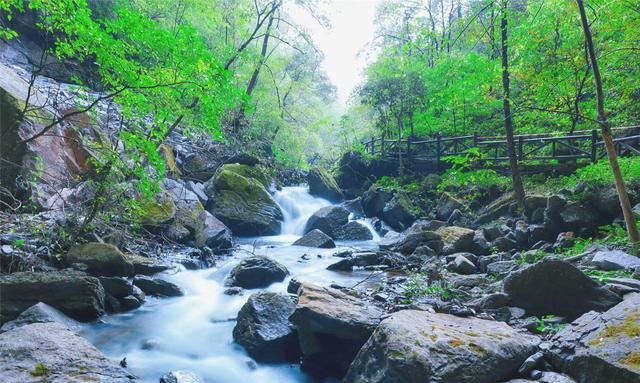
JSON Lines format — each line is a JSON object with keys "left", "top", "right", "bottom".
{"left": 499, "top": 0, "right": 525, "bottom": 208}
{"left": 576, "top": 0, "right": 639, "bottom": 242}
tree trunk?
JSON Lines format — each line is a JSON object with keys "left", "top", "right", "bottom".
{"left": 577, "top": 0, "right": 639, "bottom": 242}
{"left": 500, "top": 0, "right": 525, "bottom": 208}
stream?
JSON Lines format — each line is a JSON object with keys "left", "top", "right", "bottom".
{"left": 81, "top": 186, "right": 381, "bottom": 383}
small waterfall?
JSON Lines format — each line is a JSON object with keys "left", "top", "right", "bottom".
{"left": 273, "top": 186, "right": 331, "bottom": 235}
{"left": 354, "top": 218, "right": 381, "bottom": 241}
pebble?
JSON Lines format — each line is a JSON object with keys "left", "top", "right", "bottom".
{"left": 1, "top": 245, "right": 13, "bottom": 254}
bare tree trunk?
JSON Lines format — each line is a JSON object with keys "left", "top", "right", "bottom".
{"left": 500, "top": 0, "right": 525, "bottom": 208}
{"left": 577, "top": 0, "right": 639, "bottom": 242}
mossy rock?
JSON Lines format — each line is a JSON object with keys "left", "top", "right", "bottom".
{"left": 65, "top": 243, "right": 134, "bottom": 277}
{"left": 220, "top": 163, "right": 272, "bottom": 188}
{"left": 137, "top": 192, "right": 176, "bottom": 225}
{"left": 208, "top": 169, "right": 283, "bottom": 236}
{"left": 308, "top": 167, "right": 343, "bottom": 202}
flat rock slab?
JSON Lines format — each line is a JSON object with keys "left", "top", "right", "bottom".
{"left": 344, "top": 310, "right": 540, "bottom": 383}
{"left": 0, "top": 322, "right": 134, "bottom": 382}
{"left": 548, "top": 293, "right": 640, "bottom": 383}
{"left": 591, "top": 250, "right": 640, "bottom": 271}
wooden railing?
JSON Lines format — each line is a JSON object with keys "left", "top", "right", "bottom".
{"left": 363, "top": 126, "right": 640, "bottom": 166}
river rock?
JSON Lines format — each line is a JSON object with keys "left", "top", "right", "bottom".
{"left": 98, "top": 276, "right": 133, "bottom": 298}
{"left": 436, "top": 226, "right": 475, "bottom": 254}
{"left": 361, "top": 186, "right": 392, "bottom": 218}
{"left": 132, "top": 275, "right": 183, "bottom": 297}
{"left": 0, "top": 302, "right": 79, "bottom": 333}
{"left": 127, "top": 254, "right": 171, "bottom": 275}
{"left": 344, "top": 309, "right": 540, "bottom": 383}
{"left": 64, "top": 243, "right": 134, "bottom": 277}
{"left": 308, "top": 167, "right": 343, "bottom": 202}
{"left": 167, "top": 199, "right": 233, "bottom": 252}
{"left": 0, "top": 271, "right": 105, "bottom": 323}
{"left": 391, "top": 230, "right": 443, "bottom": 255}
{"left": 226, "top": 256, "right": 289, "bottom": 289}
{"left": 160, "top": 370, "right": 205, "bottom": 383}
{"left": 304, "top": 205, "right": 350, "bottom": 237}
{"left": 206, "top": 166, "right": 283, "bottom": 236}
{"left": 548, "top": 293, "right": 640, "bottom": 383}
{"left": 289, "top": 283, "right": 383, "bottom": 378}
{"left": 448, "top": 254, "right": 477, "bottom": 275}
{"left": 293, "top": 229, "right": 336, "bottom": 248}
{"left": 233, "top": 292, "right": 300, "bottom": 362}
{"left": 503, "top": 258, "right": 622, "bottom": 320}
{"left": 382, "top": 193, "right": 417, "bottom": 231}
{"left": 333, "top": 221, "right": 373, "bottom": 241}
{"left": 559, "top": 202, "right": 601, "bottom": 229}
{"left": 436, "top": 192, "right": 464, "bottom": 221}
{"left": 590, "top": 249, "right": 640, "bottom": 271}
{"left": 0, "top": 322, "right": 134, "bottom": 382}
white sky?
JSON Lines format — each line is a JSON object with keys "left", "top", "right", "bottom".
{"left": 288, "top": 0, "right": 381, "bottom": 110}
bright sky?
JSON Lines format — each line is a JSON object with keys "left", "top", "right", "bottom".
{"left": 288, "top": 0, "right": 381, "bottom": 110}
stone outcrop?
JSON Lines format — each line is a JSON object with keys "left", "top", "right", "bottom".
{"left": 226, "top": 256, "right": 289, "bottom": 289}
{"left": 308, "top": 167, "right": 343, "bottom": 202}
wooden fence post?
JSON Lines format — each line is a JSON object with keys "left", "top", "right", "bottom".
{"left": 381, "top": 134, "right": 385, "bottom": 157}
{"left": 407, "top": 136, "right": 411, "bottom": 159}
{"left": 518, "top": 135, "right": 524, "bottom": 160}
{"left": 591, "top": 129, "right": 597, "bottom": 162}
{"left": 436, "top": 134, "right": 441, "bottom": 170}
{"left": 473, "top": 132, "right": 478, "bottom": 147}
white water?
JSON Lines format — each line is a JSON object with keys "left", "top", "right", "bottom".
{"left": 81, "top": 186, "right": 380, "bottom": 383}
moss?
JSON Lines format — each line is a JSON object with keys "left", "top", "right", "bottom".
{"left": 138, "top": 193, "right": 176, "bottom": 225}
{"left": 620, "top": 352, "right": 640, "bottom": 371}
{"left": 589, "top": 312, "right": 640, "bottom": 347}
{"left": 158, "top": 144, "right": 181, "bottom": 178}
{"left": 221, "top": 163, "right": 271, "bottom": 188}
{"left": 467, "top": 342, "right": 487, "bottom": 357}
{"left": 30, "top": 362, "right": 49, "bottom": 377}
{"left": 449, "top": 338, "right": 464, "bottom": 347}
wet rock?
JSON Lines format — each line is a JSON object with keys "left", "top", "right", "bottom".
{"left": 361, "top": 186, "right": 392, "bottom": 218}
{"left": 64, "top": 243, "right": 134, "bottom": 277}
{"left": 304, "top": 205, "right": 350, "bottom": 237}
{"left": 503, "top": 258, "right": 622, "bottom": 320}
{"left": 487, "top": 260, "right": 519, "bottom": 278}
{"left": 548, "top": 293, "right": 640, "bottom": 383}
{"left": 205, "top": 166, "right": 283, "bottom": 236}
{"left": 471, "top": 293, "right": 511, "bottom": 310}
{"left": 166, "top": 198, "right": 233, "bottom": 252}
{"left": 0, "top": 270, "right": 105, "bottom": 323}
{"left": 127, "top": 254, "right": 171, "bottom": 275}
{"left": 233, "top": 292, "right": 300, "bottom": 362}
{"left": 226, "top": 256, "right": 289, "bottom": 289}
{"left": 341, "top": 198, "right": 365, "bottom": 217}
{"left": 293, "top": 229, "right": 336, "bottom": 248}
{"left": 333, "top": 221, "right": 373, "bottom": 241}
{"left": 120, "top": 295, "right": 142, "bottom": 311}
{"left": 287, "top": 278, "right": 302, "bottom": 294}
{"left": 472, "top": 230, "right": 491, "bottom": 256}
{"left": 308, "top": 167, "right": 343, "bottom": 202}
{"left": 392, "top": 230, "right": 442, "bottom": 255}
{"left": 343, "top": 309, "right": 540, "bottom": 383}
{"left": 0, "top": 302, "right": 79, "bottom": 333}
{"left": 133, "top": 275, "right": 183, "bottom": 297}
{"left": 0, "top": 322, "right": 134, "bottom": 382}
{"left": 289, "top": 283, "right": 383, "bottom": 378}
{"left": 448, "top": 254, "right": 477, "bottom": 275}
{"left": 436, "top": 226, "right": 475, "bottom": 254}
{"left": 591, "top": 249, "right": 640, "bottom": 271}
{"left": 560, "top": 202, "right": 600, "bottom": 229}
{"left": 160, "top": 370, "right": 205, "bottom": 383}
{"left": 436, "top": 192, "right": 464, "bottom": 221}
{"left": 382, "top": 193, "right": 417, "bottom": 232}
{"left": 98, "top": 277, "right": 133, "bottom": 299}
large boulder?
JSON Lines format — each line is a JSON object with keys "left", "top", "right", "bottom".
{"left": 361, "top": 186, "right": 393, "bottom": 218}
{"left": 0, "top": 302, "right": 79, "bottom": 333}
{"left": 391, "top": 230, "right": 443, "bottom": 255}
{"left": 344, "top": 310, "right": 540, "bottom": 383}
{"left": 293, "top": 229, "right": 336, "bottom": 248}
{"left": 382, "top": 193, "right": 417, "bottom": 232}
{"left": 220, "top": 163, "right": 271, "bottom": 188}
{"left": 503, "top": 258, "right": 622, "bottom": 320}
{"left": 132, "top": 275, "right": 183, "bottom": 297}
{"left": 205, "top": 167, "right": 283, "bottom": 236}
{"left": 333, "top": 221, "right": 374, "bottom": 241}
{"left": 64, "top": 243, "right": 134, "bottom": 277}
{"left": 289, "top": 283, "right": 383, "bottom": 378}
{"left": 308, "top": 167, "right": 343, "bottom": 202}
{"left": 335, "top": 151, "right": 370, "bottom": 197}
{"left": 0, "top": 271, "right": 105, "bottom": 323}
{"left": 233, "top": 292, "right": 300, "bottom": 362}
{"left": 548, "top": 293, "right": 640, "bottom": 383}
{"left": 559, "top": 202, "right": 601, "bottom": 230}
{"left": 304, "top": 205, "right": 350, "bottom": 237}
{"left": 436, "top": 226, "right": 475, "bottom": 254}
{"left": 226, "top": 256, "right": 289, "bottom": 289}
{"left": 590, "top": 250, "right": 640, "bottom": 271}
{"left": 0, "top": 322, "right": 134, "bottom": 382}
{"left": 436, "top": 192, "right": 464, "bottom": 221}
{"left": 167, "top": 199, "right": 233, "bottom": 252}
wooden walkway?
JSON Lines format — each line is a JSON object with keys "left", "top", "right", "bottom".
{"left": 363, "top": 126, "right": 640, "bottom": 167}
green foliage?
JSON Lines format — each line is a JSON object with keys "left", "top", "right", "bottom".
{"left": 403, "top": 272, "right": 457, "bottom": 303}
{"left": 557, "top": 237, "right": 594, "bottom": 258}
{"left": 515, "top": 249, "right": 548, "bottom": 266}
{"left": 560, "top": 158, "right": 640, "bottom": 189}
{"left": 30, "top": 363, "right": 49, "bottom": 377}
{"left": 536, "top": 315, "right": 566, "bottom": 335}
{"left": 585, "top": 269, "right": 634, "bottom": 286}
{"left": 438, "top": 169, "right": 510, "bottom": 192}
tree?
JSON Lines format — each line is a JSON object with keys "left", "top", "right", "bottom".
{"left": 576, "top": 0, "right": 639, "bottom": 242}
{"left": 499, "top": 0, "right": 525, "bottom": 208}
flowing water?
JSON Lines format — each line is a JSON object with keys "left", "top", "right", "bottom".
{"left": 81, "top": 186, "right": 380, "bottom": 383}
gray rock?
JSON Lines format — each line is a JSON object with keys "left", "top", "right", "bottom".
{"left": 333, "top": 221, "right": 373, "bottom": 241}
{"left": 293, "top": 229, "right": 336, "bottom": 248}
{"left": 518, "top": 351, "right": 544, "bottom": 375}
{"left": 0, "top": 302, "right": 79, "bottom": 333}
{"left": 392, "top": 230, "right": 442, "bottom": 255}
{"left": 133, "top": 275, "right": 183, "bottom": 297}
{"left": 343, "top": 310, "right": 540, "bottom": 383}
{"left": 548, "top": 293, "right": 640, "bottom": 383}
{"left": 233, "top": 292, "right": 300, "bottom": 362}
{"left": 289, "top": 283, "right": 382, "bottom": 377}
{"left": 436, "top": 226, "right": 475, "bottom": 254}
{"left": 159, "top": 370, "right": 205, "bottom": 383}
{"left": 307, "top": 167, "right": 343, "bottom": 202}
{"left": 361, "top": 186, "right": 392, "bottom": 218}
{"left": 382, "top": 193, "right": 417, "bottom": 232}
{"left": 504, "top": 258, "right": 622, "bottom": 320}
{"left": 64, "top": 243, "right": 134, "bottom": 277}
{"left": 487, "top": 260, "right": 518, "bottom": 277}
{"left": 0, "top": 322, "right": 134, "bottom": 382}
{"left": 449, "top": 254, "right": 477, "bottom": 275}
{"left": 120, "top": 295, "right": 142, "bottom": 311}
{"left": 471, "top": 293, "right": 511, "bottom": 310}
{"left": 226, "top": 256, "right": 288, "bottom": 289}
{"left": 591, "top": 250, "right": 640, "bottom": 270}
{"left": 98, "top": 276, "right": 133, "bottom": 298}
{"left": 0, "top": 271, "right": 105, "bottom": 323}
{"left": 436, "top": 192, "right": 464, "bottom": 221}
{"left": 304, "top": 206, "right": 350, "bottom": 238}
